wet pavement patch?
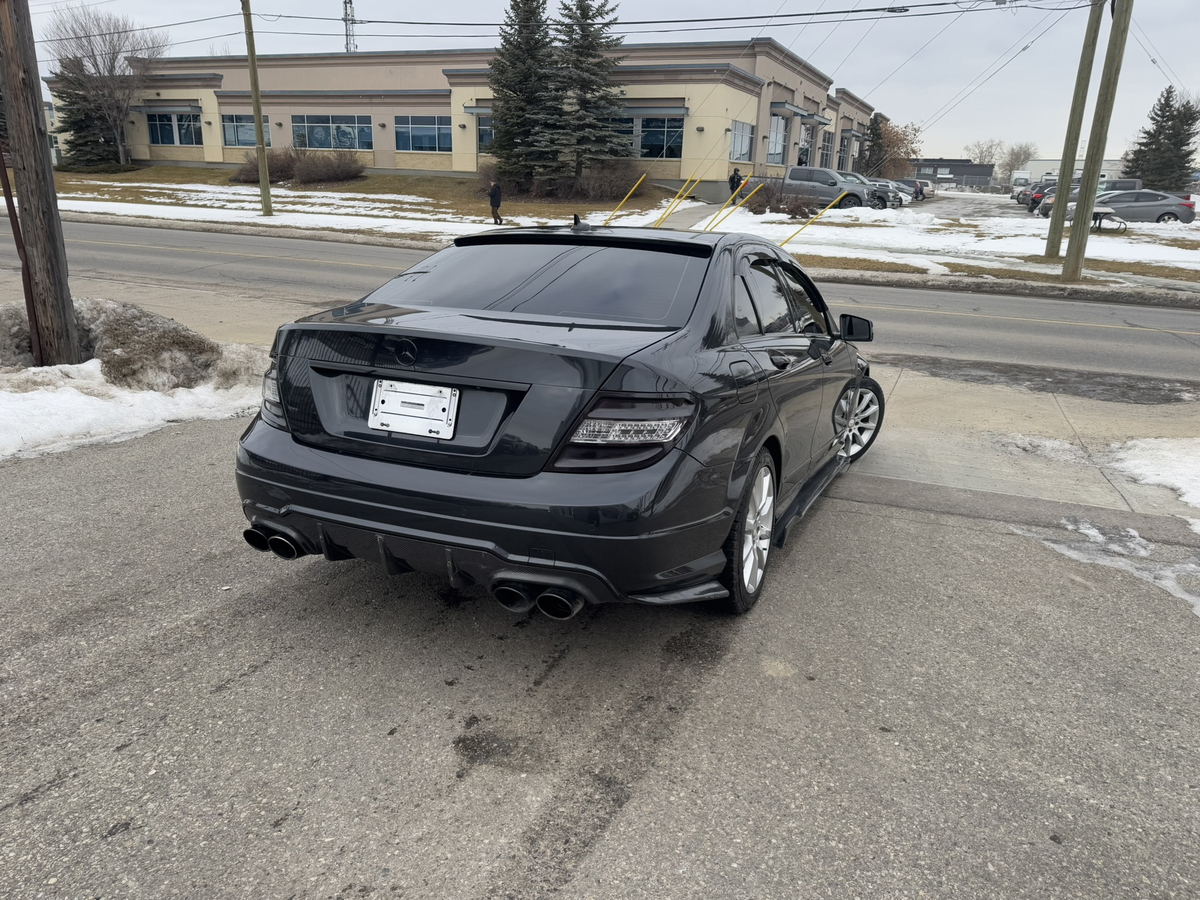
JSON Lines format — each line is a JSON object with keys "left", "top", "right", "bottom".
{"left": 872, "top": 353, "right": 1200, "bottom": 404}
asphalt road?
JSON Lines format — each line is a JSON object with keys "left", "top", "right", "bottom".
{"left": 3, "top": 220, "right": 1200, "bottom": 897}
{"left": 2, "top": 418, "right": 1198, "bottom": 899}
{"left": 3, "top": 219, "right": 1197, "bottom": 383}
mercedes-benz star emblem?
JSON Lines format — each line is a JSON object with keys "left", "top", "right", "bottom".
{"left": 395, "top": 339, "right": 418, "bottom": 367}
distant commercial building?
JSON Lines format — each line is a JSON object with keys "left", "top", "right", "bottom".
{"left": 908, "top": 158, "right": 996, "bottom": 187}
{"left": 45, "top": 39, "right": 883, "bottom": 201}
{"left": 1024, "top": 158, "right": 1126, "bottom": 182}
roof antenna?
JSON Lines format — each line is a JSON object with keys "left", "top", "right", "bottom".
{"left": 572, "top": 214, "right": 591, "bottom": 232}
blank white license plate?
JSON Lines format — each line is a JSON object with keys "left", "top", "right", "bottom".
{"left": 368, "top": 379, "right": 460, "bottom": 439}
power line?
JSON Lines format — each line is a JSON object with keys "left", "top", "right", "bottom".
{"left": 921, "top": 4, "right": 1074, "bottom": 132}
{"left": 861, "top": 10, "right": 967, "bottom": 99}
{"left": 35, "top": 13, "right": 240, "bottom": 44}
{"left": 1130, "top": 18, "right": 1185, "bottom": 90}
{"left": 253, "top": 1, "right": 1030, "bottom": 29}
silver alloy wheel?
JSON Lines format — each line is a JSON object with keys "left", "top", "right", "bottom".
{"left": 835, "top": 385, "right": 881, "bottom": 459}
{"left": 741, "top": 465, "right": 774, "bottom": 593}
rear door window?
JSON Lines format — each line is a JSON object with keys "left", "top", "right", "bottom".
{"left": 744, "top": 261, "right": 793, "bottom": 334}
{"left": 775, "top": 263, "right": 828, "bottom": 334}
{"left": 1106, "top": 192, "right": 1137, "bottom": 204}
{"left": 733, "top": 276, "right": 761, "bottom": 337}
{"left": 364, "top": 242, "right": 709, "bottom": 327}
{"left": 1135, "top": 192, "right": 1166, "bottom": 202}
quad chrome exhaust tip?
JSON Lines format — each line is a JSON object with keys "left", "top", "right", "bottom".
{"left": 535, "top": 589, "right": 585, "bottom": 621}
{"left": 492, "top": 583, "right": 537, "bottom": 614}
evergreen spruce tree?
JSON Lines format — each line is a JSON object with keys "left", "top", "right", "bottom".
{"left": 861, "top": 114, "right": 887, "bottom": 177}
{"left": 52, "top": 60, "right": 121, "bottom": 167}
{"left": 488, "top": 0, "right": 558, "bottom": 190}
{"left": 554, "top": 0, "right": 632, "bottom": 195}
{"left": 1122, "top": 86, "right": 1199, "bottom": 191}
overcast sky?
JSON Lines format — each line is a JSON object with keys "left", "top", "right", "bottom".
{"left": 32, "top": 0, "right": 1198, "bottom": 161}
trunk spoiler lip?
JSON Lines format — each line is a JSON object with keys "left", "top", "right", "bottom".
{"left": 290, "top": 305, "right": 683, "bottom": 333}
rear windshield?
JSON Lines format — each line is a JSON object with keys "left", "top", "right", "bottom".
{"left": 363, "top": 242, "right": 709, "bottom": 327}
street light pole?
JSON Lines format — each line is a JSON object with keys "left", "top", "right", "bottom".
{"left": 240, "top": 0, "right": 272, "bottom": 216}
{"left": 1062, "top": 0, "right": 1134, "bottom": 282}
{"left": 1045, "top": 0, "right": 1105, "bottom": 259}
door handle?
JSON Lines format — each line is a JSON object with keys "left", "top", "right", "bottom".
{"left": 768, "top": 352, "right": 792, "bottom": 370}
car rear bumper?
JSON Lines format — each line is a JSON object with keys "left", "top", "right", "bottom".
{"left": 235, "top": 417, "right": 736, "bottom": 605}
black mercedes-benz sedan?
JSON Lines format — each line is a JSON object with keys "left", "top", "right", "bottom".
{"left": 236, "top": 226, "right": 883, "bottom": 619}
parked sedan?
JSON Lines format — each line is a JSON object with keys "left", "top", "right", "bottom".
{"left": 236, "top": 227, "right": 884, "bottom": 618}
{"left": 1082, "top": 190, "right": 1196, "bottom": 224}
{"left": 839, "top": 171, "right": 900, "bottom": 209}
{"left": 871, "top": 178, "right": 911, "bottom": 204}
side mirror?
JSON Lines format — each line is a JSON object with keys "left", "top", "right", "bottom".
{"left": 826, "top": 179, "right": 838, "bottom": 187}
{"left": 839, "top": 313, "right": 873, "bottom": 342}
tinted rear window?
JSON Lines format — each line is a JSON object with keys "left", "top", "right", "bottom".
{"left": 363, "top": 242, "right": 707, "bottom": 327}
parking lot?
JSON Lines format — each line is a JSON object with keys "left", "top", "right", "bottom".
{"left": 3, "top": 224, "right": 1200, "bottom": 899}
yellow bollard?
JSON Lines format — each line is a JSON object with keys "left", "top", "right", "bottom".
{"left": 778, "top": 192, "right": 849, "bottom": 247}
{"left": 602, "top": 173, "right": 647, "bottom": 226}
{"left": 653, "top": 172, "right": 699, "bottom": 228}
{"left": 707, "top": 182, "right": 765, "bottom": 232}
{"left": 703, "top": 177, "right": 751, "bottom": 232}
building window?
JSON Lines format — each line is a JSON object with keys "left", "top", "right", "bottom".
{"left": 730, "top": 119, "right": 753, "bottom": 162}
{"left": 222, "top": 114, "right": 270, "bottom": 148}
{"left": 819, "top": 131, "right": 834, "bottom": 168}
{"left": 292, "top": 114, "right": 373, "bottom": 150}
{"left": 611, "top": 117, "right": 682, "bottom": 159}
{"left": 837, "top": 134, "right": 850, "bottom": 170}
{"left": 147, "top": 113, "right": 203, "bottom": 146}
{"left": 477, "top": 115, "right": 493, "bottom": 152}
{"left": 395, "top": 115, "right": 452, "bottom": 152}
{"left": 766, "top": 115, "right": 788, "bottom": 166}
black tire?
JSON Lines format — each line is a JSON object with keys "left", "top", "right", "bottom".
{"left": 833, "top": 376, "right": 885, "bottom": 460}
{"left": 716, "top": 448, "right": 777, "bottom": 615}
{"left": 839, "top": 194, "right": 862, "bottom": 209}
{"left": 870, "top": 196, "right": 886, "bottom": 210}
{"left": 1157, "top": 212, "right": 1179, "bottom": 223}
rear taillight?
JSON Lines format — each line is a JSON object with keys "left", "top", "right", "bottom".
{"left": 260, "top": 361, "right": 287, "bottom": 427}
{"left": 1182, "top": 201, "right": 1195, "bottom": 209}
{"left": 552, "top": 395, "right": 695, "bottom": 472}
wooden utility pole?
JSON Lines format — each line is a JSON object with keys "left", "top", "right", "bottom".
{"left": 0, "top": 0, "right": 79, "bottom": 365}
{"left": 1045, "top": 0, "right": 1105, "bottom": 259}
{"left": 1062, "top": 0, "right": 1134, "bottom": 282}
{"left": 240, "top": 0, "right": 272, "bottom": 216}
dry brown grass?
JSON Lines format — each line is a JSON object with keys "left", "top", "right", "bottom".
{"left": 1014, "top": 255, "right": 1200, "bottom": 283}
{"left": 53, "top": 165, "right": 676, "bottom": 221}
{"left": 791, "top": 254, "right": 927, "bottom": 274}
{"left": 943, "top": 262, "right": 1104, "bottom": 284}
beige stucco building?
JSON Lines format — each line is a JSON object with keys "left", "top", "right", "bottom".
{"left": 47, "top": 39, "right": 879, "bottom": 201}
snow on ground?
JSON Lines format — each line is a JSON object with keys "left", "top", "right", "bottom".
{"left": 692, "top": 204, "right": 1200, "bottom": 275}
{"left": 55, "top": 180, "right": 699, "bottom": 240}
{"left": 0, "top": 359, "right": 259, "bottom": 459}
{"left": 1012, "top": 518, "right": 1200, "bottom": 618}
{"left": 1107, "top": 438, "right": 1200, "bottom": 508}
{"left": 1, "top": 300, "right": 267, "bottom": 459}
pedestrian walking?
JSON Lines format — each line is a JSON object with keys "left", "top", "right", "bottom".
{"left": 488, "top": 181, "right": 503, "bottom": 225}
{"left": 728, "top": 168, "right": 742, "bottom": 196}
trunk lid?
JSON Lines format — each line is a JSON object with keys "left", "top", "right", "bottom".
{"left": 274, "top": 304, "right": 674, "bottom": 475}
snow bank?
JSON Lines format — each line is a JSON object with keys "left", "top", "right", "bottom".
{"left": 1, "top": 301, "right": 267, "bottom": 459}
{"left": 1107, "top": 438, "right": 1200, "bottom": 508}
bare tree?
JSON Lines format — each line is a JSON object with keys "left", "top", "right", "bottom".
{"left": 997, "top": 141, "right": 1038, "bottom": 182}
{"left": 43, "top": 6, "right": 169, "bottom": 165}
{"left": 963, "top": 138, "right": 1004, "bottom": 166}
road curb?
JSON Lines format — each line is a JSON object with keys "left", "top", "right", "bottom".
{"left": 58, "top": 211, "right": 1200, "bottom": 310}
{"left": 59, "top": 211, "right": 449, "bottom": 252}
{"left": 805, "top": 268, "right": 1200, "bottom": 311}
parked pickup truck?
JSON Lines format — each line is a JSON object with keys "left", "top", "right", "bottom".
{"left": 778, "top": 166, "right": 877, "bottom": 208}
